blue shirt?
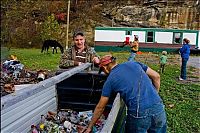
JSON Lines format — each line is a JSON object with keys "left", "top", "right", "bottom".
{"left": 101, "top": 61, "right": 162, "bottom": 111}
{"left": 180, "top": 44, "right": 190, "bottom": 59}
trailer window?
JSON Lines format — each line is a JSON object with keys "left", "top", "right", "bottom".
{"left": 147, "top": 31, "right": 154, "bottom": 42}
{"left": 174, "top": 33, "right": 181, "bottom": 44}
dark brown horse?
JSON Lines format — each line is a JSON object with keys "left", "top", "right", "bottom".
{"left": 41, "top": 40, "right": 64, "bottom": 54}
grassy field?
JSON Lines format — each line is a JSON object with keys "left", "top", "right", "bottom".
{"left": 5, "top": 48, "right": 61, "bottom": 71}
{"left": 2, "top": 48, "right": 200, "bottom": 133}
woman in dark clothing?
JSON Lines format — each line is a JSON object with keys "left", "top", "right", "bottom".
{"left": 179, "top": 38, "right": 190, "bottom": 80}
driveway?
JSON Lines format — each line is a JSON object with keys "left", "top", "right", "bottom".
{"left": 188, "top": 56, "right": 200, "bottom": 69}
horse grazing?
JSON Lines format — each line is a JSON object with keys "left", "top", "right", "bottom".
{"left": 41, "top": 40, "right": 64, "bottom": 54}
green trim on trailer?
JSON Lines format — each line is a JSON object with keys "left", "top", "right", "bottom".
{"left": 94, "top": 46, "right": 179, "bottom": 53}
{"left": 94, "top": 46, "right": 130, "bottom": 52}
{"left": 196, "top": 32, "right": 199, "bottom": 47}
{"left": 95, "top": 27, "right": 199, "bottom": 33}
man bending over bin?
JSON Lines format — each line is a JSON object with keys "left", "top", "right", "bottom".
{"left": 81, "top": 55, "right": 167, "bottom": 133}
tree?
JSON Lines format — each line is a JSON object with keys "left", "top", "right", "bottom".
{"left": 41, "top": 14, "right": 65, "bottom": 44}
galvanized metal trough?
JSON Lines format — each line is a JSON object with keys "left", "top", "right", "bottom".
{"left": 1, "top": 63, "right": 126, "bottom": 133}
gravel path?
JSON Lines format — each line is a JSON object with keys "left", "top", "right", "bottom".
{"left": 188, "top": 56, "right": 200, "bottom": 69}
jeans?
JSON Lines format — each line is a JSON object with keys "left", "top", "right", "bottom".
{"left": 128, "top": 52, "right": 136, "bottom": 61}
{"left": 125, "top": 103, "right": 167, "bottom": 133}
{"left": 160, "top": 64, "right": 165, "bottom": 73}
{"left": 180, "top": 58, "right": 188, "bottom": 80}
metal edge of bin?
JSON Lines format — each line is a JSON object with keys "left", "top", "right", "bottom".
{"left": 111, "top": 99, "right": 126, "bottom": 133}
{"left": 1, "top": 63, "right": 92, "bottom": 110}
{"left": 101, "top": 93, "right": 126, "bottom": 133}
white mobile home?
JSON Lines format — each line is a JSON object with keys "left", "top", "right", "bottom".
{"left": 94, "top": 27, "right": 199, "bottom": 52}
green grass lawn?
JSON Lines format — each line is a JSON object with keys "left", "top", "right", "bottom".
{"left": 2, "top": 48, "right": 200, "bottom": 133}
{"left": 6, "top": 48, "right": 61, "bottom": 71}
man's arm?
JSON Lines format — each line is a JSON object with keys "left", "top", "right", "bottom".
{"left": 146, "top": 67, "right": 160, "bottom": 92}
{"left": 84, "top": 96, "right": 109, "bottom": 133}
{"left": 180, "top": 45, "right": 186, "bottom": 54}
{"left": 89, "top": 47, "right": 100, "bottom": 65}
{"left": 117, "top": 41, "right": 131, "bottom": 48}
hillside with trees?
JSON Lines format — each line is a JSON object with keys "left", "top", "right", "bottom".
{"left": 1, "top": 0, "right": 199, "bottom": 49}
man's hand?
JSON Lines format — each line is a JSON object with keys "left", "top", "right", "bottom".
{"left": 77, "top": 125, "right": 88, "bottom": 133}
{"left": 84, "top": 128, "right": 92, "bottom": 133}
{"left": 84, "top": 96, "right": 109, "bottom": 133}
{"left": 83, "top": 128, "right": 92, "bottom": 133}
{"left": 77, "top": 125, "right": 92, "bottom": 133}
{"left": 78, "top": 62, "right": 84, "bottom": 66}
{"left": 93, "top": 57, "right": 100, "bottom": 64}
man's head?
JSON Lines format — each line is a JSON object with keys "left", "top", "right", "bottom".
{"left": 73, "top": 30, "right": 86, "bottom": 50}
{"left": 99, "top": 55, "right": 117, "bottom": 75}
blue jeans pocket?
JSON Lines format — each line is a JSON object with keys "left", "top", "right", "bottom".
{"left": 148, "top": 108, "right": 167, "bottom": 133}
{"left": 125, "top": 113, "right": 150, "bottom": 133}
{"left": 125, "top": 104, "right": 167, "bottom": 133}
{"left": 153, "top": 110, "right": 167, "bottom": 128}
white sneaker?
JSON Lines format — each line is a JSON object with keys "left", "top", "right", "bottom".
{"left": 179, "top": 77, "right": 184, "bottom": 81}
